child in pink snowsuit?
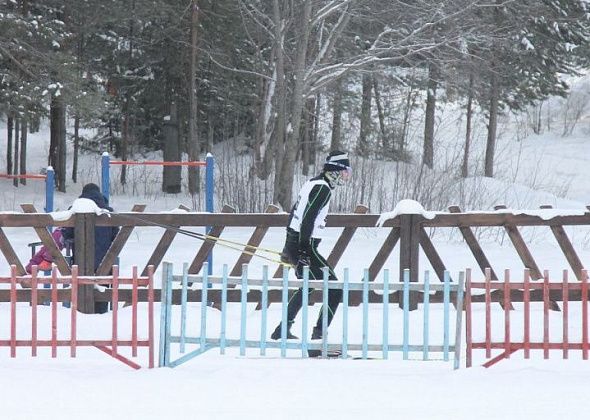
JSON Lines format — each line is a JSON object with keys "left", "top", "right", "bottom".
{"left": 26, "top": 228, "right": 65, "bottom": 273}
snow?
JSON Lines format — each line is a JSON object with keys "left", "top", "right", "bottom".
{"left": 4, "top": 79, "right": 590, "bottom": 419}
{"left": 377, "top": 199, "right": 437, "bottom": 226}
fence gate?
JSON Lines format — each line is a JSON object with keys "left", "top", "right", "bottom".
{"left": 0, "top": 265, "right": 155, "bottom": 369}
{"left": 159, "top": 262, "right": 465, "bottom": 368}
{"left": 465, "top": 268, "right": 589, "bottom": 368}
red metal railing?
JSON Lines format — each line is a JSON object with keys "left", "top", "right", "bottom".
{"left": 0, "top": 264, "right": 154, "bottom": 369}
{"left": 465, "top": 268, "right": 589, "bottom": 368}
{"left": 0, "top": 173, "right": 47, "bottom": 180}
{"left": 109, "top": 160, "right": 206, "bottom": 167}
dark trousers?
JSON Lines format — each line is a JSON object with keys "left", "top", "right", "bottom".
{"left": 281, "top": 230, "right": 343, "bottom": 331}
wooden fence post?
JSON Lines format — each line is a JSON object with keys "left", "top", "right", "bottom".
{"left": 399, "top": 214, "right": 420, "bottom": 310}
{"left": 75, "top": 212, "right": 96, "bottom": 314}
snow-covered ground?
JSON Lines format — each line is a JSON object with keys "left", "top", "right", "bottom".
{"left": 3, "top": 80, "right": 590, "bottom": 418}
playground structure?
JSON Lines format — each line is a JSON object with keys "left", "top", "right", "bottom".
{"left": 0, "top": 168, "right": 54, "bottom": 212}
{"left": 1, "top": 202, "right": 590, "bottom": 366}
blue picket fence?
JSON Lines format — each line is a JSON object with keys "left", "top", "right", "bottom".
{"left": 159, "top": 263, "right": 465, "bottom": 369}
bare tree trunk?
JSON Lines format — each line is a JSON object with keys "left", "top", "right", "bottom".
{"left": 120, "top": 106, "right": 129, "bottom": 185}
{"left": 330, "top": 77, "right": 343, "bottom": 151}
{"left": 163, "top": 103, "right": 181, "bottom": 193}
{"left": 311, "top": 93, "right": 320, "bottom": 165}
{"left": 373, "top": 77, "right": 387, "bottom": 154}
{"left": 462, "top": 73, "right": 474, "bottom": 178}
{"left": 423, "top": 62, "right": 437, "bottom": 169}
{"left": 485, "top": 69, "right": 499, "bottom": 178}
{"left": 188, "top": 0, "right": 201, "bottom": 195}
{"left": 358, "top": 72, "right": 372, "bottom": 157}
{"left": 277, "top": 0, "right": 313, "bottom": 210}
{"left": 13, "top": 118, "right": 20, "bottom": 187}
{"left": 72, "top": 114, "right": 79, "bottom": 183}
{"left": 20, "top": 118, "right": 27, "bottom": 185}
{"left": 6, "top": 115, "right": 13, "bottom": 174}
{"left": 271, "top": 0, "right": 287, "bottom": 207}
{"left": 49, "top": 95, "right": 67, "bottom": 192}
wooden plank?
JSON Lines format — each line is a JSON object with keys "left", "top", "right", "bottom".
{"left": 0, "top": 228, "right": 26, "bottom": 275}
{"left": 326, "top": 205, "right": 370, "bottom": 267}
{"left": 230, "top": 204, "right": 280, "bottom": 277}
{"left": 4, "top": 208, "right": 590, "bottom": 229}
{"left": 20, "top": 204, "right": 70, "bottom": 275}
{"left": 141, "top": 204, "right": 190, "bottom": 276}
{"left": 367, "top": 227, "right": 400, "bottom": 282}
{"left": 540, "top": 205, "right": 584, "bottom": 280}
{"left": 449, "top": 206, "right": 498, "bottom": 281}
{"left": 419, "top": 227, "right": 448, "bottom": 282}
{"left": 96, "top": 204, "right": 146, "bottom": 275}
{"left": 76, "top": 213, "right": 96, "bottom": 313}
{"left": 398, "top": 214, "right": 420, "bottom": 310}
{"left": 494, "top": 205, "right": 542, "bottom": 280}
{"left": 188, "top": 205, "right": 235, "bottom": 274}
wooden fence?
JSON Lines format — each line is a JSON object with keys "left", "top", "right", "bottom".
{"left": 466, "top": 268, "right": 589, "bottom": 368}
{"left": 0, "top": 264, "right": 154, "bottom": 369}
{"left": 1, "top": 202, "right": 590, "bottom": 310}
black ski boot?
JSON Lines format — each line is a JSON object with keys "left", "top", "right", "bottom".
{"left": 311, "top": 326, "right": 323, "bottom": 340}
{"left": 270, "top": 322, "right": 298, "bottom": 340}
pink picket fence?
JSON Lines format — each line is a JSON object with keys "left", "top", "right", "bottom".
{"left": 0, "top": 265, "right": 154, "bottom": 369}
{"left": 465, "top": 268, "right": 589, "bottom": 368}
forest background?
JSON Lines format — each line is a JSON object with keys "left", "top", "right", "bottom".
{"left": 2, "top": 0, "right": 590, "bottom": 214}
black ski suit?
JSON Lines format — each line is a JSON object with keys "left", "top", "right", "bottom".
{"left": 280, "top": 173, "right": 343, "bottom": 334}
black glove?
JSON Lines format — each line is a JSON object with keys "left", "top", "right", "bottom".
{"left": 297, "top": 250, "right": 311, "bottom": 268}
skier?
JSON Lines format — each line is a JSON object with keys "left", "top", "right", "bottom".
{"left": 270, "top": 150, "right": 352, "bottom": 356}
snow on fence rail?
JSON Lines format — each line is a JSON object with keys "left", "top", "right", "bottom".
{"left": 0, "top": 264, "right": 155, "bottom": 369}
{"left": 466, "top": 268, "right": 590, "bottom": 368}
{"left": 159, "top": 262, "right": 465, "bottom": 368}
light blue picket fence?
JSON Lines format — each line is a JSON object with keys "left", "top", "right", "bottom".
{"left": 159, "top": 262, "right": 465, "bottom": 369}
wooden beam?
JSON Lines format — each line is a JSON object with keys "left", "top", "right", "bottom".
{"left": 20, "top": 204, "right": 71, "bottom": 275}
{"left": 0, "top": 228, "right": 26, "bottom": 275}
{"left": 495, "top": 205, "right": 542, "bottom": 280}
{"left": 449, "top": 206, "right": 498, "bottom": 281}
{"left": 230, "top": 204, "right": 280, "bottom": 277}
{"left": 141, "top": 204, "right": 190, "bottom": 276}
{"left": 188, "top": 205, "right": 235, "bottom": 274}
{"left": 96, "top": 204, "right": 146, "bottom": 275}
{"left": 541, "top": 205, "right": 584, "bottom": 281}
{"left": 419, "top": 227, "right": 449, "bottom": 282}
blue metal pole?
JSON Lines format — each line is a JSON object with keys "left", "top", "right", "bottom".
{"left": 158, "top": 262, "right": 170, "bottom": 367}
{"left": 403, "top": 269, "right": 410, "bottom": 360}
{"left": 382, "top": 269, "right": 389, "bottom": 360}
{"left": 443, "top": 270, "right": 451, "bottom": 362}
{"left": 423, "top": 270, "right": 430, "bottom": 361}
{"left": 205, "top": 154, "right": 214, "bottom": 275}
{"left": 200, "top": 263, "right": 209, "bottom": 353}
{"left": 221, "top": 265, "right": 228, "bottom": 355}
{"left": 101, "top": 152, "right": 110, "bottom": 203}
{"left": 301, "top": 267, "right": 309, "bottom": 358}
{"left": 240, "top": 264, "right": 248, "bottom": 356}
{"left": 454, "top": 271, "right": 466, "bottom": 370}
{"left": 342, "top": 268, "right": 349, "bottom": 359}
{"left": 362, "top": 269, "right": 369, "bottom": 359}
{"left": 180, "top": 263, "right": 188, "bottom": 354}
{"left": 280, "top": 268, "right": 289, "bottom": 358}
{"left": 45, "top": 167, "right": 54, "bottom": 213}
{"left": 322, "top": 267, "right": 329, "bottom": 357}
{"left": 260, "top": 265, "right": 268, "bottom": 356}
